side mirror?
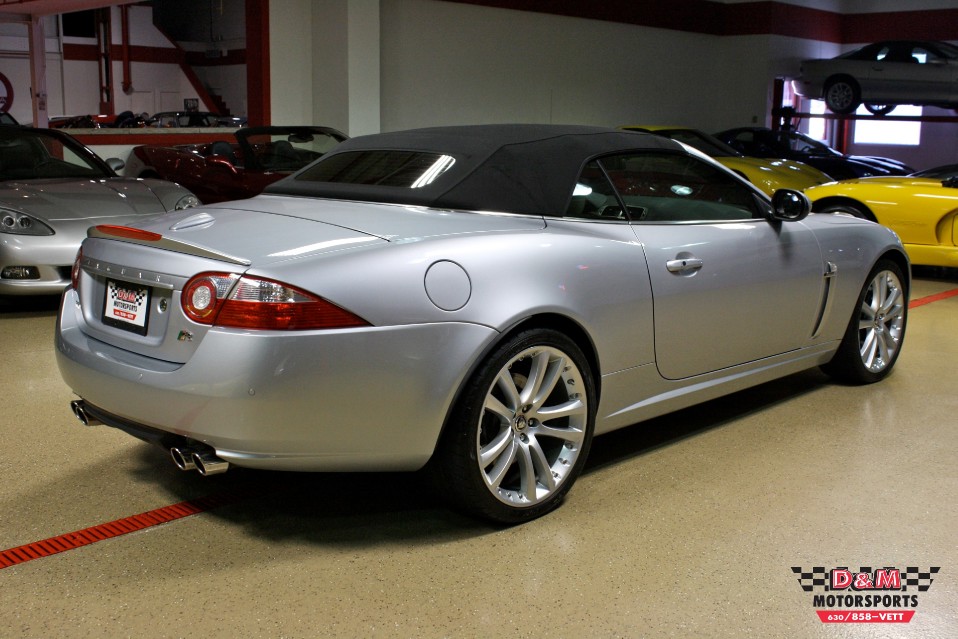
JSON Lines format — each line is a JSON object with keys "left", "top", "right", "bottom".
{"left": 105, "top": 157, "right": 125, "bottom": 172}
{"left": 770, "top": 189, "right": 810, "bottom": 222}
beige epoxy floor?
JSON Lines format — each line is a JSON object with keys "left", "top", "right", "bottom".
{"left": 1, "top": 269, "right": 956, "bottom": 638}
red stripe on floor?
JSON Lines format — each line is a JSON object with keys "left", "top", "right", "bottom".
{"left": 0, "top": 489, "right": 253, "bottom": 570}
{"left": 909, "top": 288, "right": 958, "bottom": 309}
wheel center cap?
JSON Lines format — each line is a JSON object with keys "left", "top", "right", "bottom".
{"left": 514, "top": 415, "right": 527, "bottom": 432}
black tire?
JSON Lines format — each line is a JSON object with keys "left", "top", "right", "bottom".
{"left": 432, "top": 328, "right": 596, "bottom": 524}
{"left": 865, "top": 103, "right": 895, "bottom": 116}
{"left": 817, "top": 201, "right": 874, "bottom": 221}
{"left": 824, "top": 77, "right": 861, "bottom": 114}
{"left": 821, "top": 259, "right": 907, "bottom": 384}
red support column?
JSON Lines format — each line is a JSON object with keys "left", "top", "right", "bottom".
{"left": 246, "top": 0, "right": 271, "bottom": 126}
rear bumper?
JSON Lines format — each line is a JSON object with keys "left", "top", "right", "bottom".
{"left": 790, "top": 78, "right": 821, "bottom": 99}
{"left": 56, "top": 288, "right": 498, "bottom": 471}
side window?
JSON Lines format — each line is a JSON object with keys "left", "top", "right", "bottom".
{"left": 912, "top": 47, "right": 933, "bottom": 64}
{"left": 596, "top": 152, "right": 762, "bottom": 223}
{"left": 564, "top": 161, "right": 630, "bottom": 220}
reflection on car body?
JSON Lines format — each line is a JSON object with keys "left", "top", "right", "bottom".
{"left": 807, "top": 172, "right": 958, "bottom": 267}
{"left": 57, "top": 125, "right": 908, "bottom": 523}
{"left": 620, "top": 126, "right": 832, "bottom": 194}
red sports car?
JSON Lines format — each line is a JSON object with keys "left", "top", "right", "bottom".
{"left": 126, "top": 126, "right": 347, "bottom": 203}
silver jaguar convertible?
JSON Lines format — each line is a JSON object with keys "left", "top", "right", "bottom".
{"left": 56, "top": 125, "right": 908, "bottom": 523}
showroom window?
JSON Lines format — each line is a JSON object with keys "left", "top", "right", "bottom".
{"left": 853, "top": 104, "right": 922, "bottom": 145}
{"left": 804, "top": 100, "right": 921, "bottom": 147}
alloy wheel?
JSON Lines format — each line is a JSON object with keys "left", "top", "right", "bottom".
{"left": 825, "top": 80, "right": 859, "bottom": 114}
{"left": 476, "top": 345, "right": 588, "bottom": 507}
{"left": 857, "top": 269, "right": 906, "bottom": 373}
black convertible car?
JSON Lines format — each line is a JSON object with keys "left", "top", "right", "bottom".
{"left": 715, "top": 127, "right": 912, "bottom": 180}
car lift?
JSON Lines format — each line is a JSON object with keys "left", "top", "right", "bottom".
{"left": 770, "top": 77, "right": 958, "bottom": 154}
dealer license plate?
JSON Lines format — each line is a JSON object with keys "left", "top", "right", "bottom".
{"left": 103, "top": 279, "right": 151, "bottom": 335}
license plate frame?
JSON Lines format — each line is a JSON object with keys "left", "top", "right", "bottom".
{"left": 102, "top": 278, "right": 152, "bottom": 336}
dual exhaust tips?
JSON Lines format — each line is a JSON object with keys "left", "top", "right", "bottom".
{"left": 70, "top": 400, "right": 230, "bottom": 476}
{"left": 170, "top": 447, "right": 230, "bottom": 476}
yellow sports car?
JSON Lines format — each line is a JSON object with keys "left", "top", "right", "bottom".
{"left": 806, "top": 175, "right": 958, "bottom": 267}
{"left": 620, "top": 126, "right": 833, "bottom": 195}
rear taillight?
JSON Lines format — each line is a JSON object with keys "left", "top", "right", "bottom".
{"left": 181, "top": 272, "right": 369, "bottom": 330}
{"left": 71, "top": 248, "right": 82, "bottom": 291}
{"left": 183, "top": 273, "right": 238, "bottom": 322}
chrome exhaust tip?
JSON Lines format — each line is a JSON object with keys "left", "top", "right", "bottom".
{"left": 170, "top": 447, "right": 198, "bottom": 471}
{"left": 70, "top": 400, "right": 102, "bottom": 426}
{"left": 191, "top": 450, "right": 230, "bottom": 476}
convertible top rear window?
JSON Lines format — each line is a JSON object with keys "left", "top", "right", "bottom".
{"left": 295, "top": 151, "right": 456, "bottom": 188}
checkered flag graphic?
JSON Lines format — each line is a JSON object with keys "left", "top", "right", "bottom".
{"left": 900, "top": 566, "right": 940, "bottom": 592}
{"left": 791, "top": 566, "right": 830, "bottom": 592}
{"left": 109, "top": 284, "right": 145, "bottom": 305}
{"left": 792, "top": 566, "right": 940, "bottom": 592}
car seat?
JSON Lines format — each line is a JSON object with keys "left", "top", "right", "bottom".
{"left": 209, "top": 141, "right": 239, "bottom": 166}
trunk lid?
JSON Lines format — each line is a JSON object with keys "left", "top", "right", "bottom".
{"left": 74, "top": 194, "right": 544, "bottom": 364}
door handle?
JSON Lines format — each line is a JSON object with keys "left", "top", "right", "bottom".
{"left": 666, "top": 258, "right": 703, "bottom": 273}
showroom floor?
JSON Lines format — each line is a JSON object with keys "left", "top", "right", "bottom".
{"left": 1, "top": 268, "right": 955, "bottom": 638}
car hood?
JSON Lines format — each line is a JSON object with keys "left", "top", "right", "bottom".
{"left": 818, "top": 176, "right": 944, "bottom": 188}
{"left": 804, "top": 176, "right": 949, "bottom": 201}
{"left": 719, "top": 156, "right": 830, "bottom": 182}
{"left": 130, "top": 194, "right": 547, "bottom": 266}
{"left": 0, "top": 178, "right": 166, "bottom": 222}
{"left": 715, "top": 157, "right": 831, "bottom": 192}
{"left": 846, "top": 155, "right": 913, "bottom": 174}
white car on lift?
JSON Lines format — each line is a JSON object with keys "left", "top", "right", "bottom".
{"left": 792, "top": 40, "right": 958, "bottom": 115}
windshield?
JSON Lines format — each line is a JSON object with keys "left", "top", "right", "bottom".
{"left": 934, "top": 41, "right": 958, "bottom": 59}
{"left": 784, "top": 131, "right": 838, "bottom": 156}
{"left": 0, "top": 128, "right": 110, "bottom": 180}
{"left": 911, "top": 163, "right": 958, "bottom": 179}
{"left": 658, "top": 129, "right": 740, "bottom": 158}
{"left": 238, "top": 128, "right": 345, "bottom": 172}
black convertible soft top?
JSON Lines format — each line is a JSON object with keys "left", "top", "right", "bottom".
{"left": 265, "top": 124, "right": 680, "bottom": 216}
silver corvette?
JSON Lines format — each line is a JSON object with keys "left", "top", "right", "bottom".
{"left": 1, "top": 127, "right": 198, "bottom": 295}
{"left": 56, "top": 125, "right": 909, "bottom": 523}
